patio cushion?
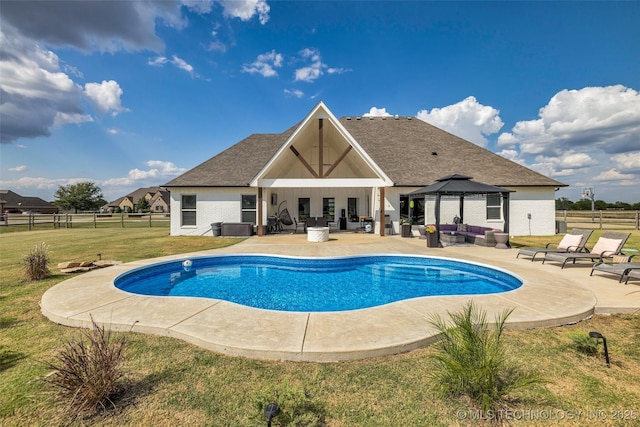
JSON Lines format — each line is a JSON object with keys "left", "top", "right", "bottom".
{"left": 591, "top": 237, "right": 622, "bottom": 255}
{"left": 557, "top": 233, "right": 582, "bottom": 250}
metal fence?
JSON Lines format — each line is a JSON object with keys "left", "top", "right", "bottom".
{"left": 0, "top": 212, "right": 170, "bottom": 230}
{"left": 556, "top": 210, "right": 640, "bottom": 231}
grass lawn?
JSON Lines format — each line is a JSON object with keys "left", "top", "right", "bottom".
{"left": 1, "top": 227, "right": 639, "bottom": 426}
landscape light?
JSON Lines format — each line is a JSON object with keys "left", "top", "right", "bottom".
{"left": 589, "top": 331, "right": 610, "bottom": 367}
{"left": 264, "top": 402, "right": 280, "bottom": 427}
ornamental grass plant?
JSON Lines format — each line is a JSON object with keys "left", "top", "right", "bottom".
{"left": 22, "top": 241, "right": 50, "bottom": 281}
{"left": 428, "top": 301, "right": 544, "bottom": 416}
{"left": 42, "top": 317, "right": 127, "bottom": 420}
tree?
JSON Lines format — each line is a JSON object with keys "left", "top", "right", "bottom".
{"left": 53, "top": 182, "right": 106, "bottom": 213}
{"left": 136, "top": 197, "right": 150, "bottom": 213}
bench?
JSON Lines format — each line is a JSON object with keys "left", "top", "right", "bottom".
{"left": 221, "top": 222, "right": 254, "bottom": 237}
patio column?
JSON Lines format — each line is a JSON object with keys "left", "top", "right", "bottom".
{"left": 379, "top": 187, "right": 385, "bottom": 236}
{"left": 258, "top": 187, "right": 263, "bottom": 236}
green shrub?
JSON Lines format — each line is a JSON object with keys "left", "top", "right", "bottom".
{"left": 568, "top": 331, "right": 599, "bottom": 355}
{"left": 428, "top": 301, "right": 543, "bottom": 414}
{"left": 42, "top": 317, "right": 127, "bottom": 419}
{"left": 22, "top": 241, "right": 50, "bottom": 281}
{"left": 251, "top": 378, "right": 324, "bottom": 426}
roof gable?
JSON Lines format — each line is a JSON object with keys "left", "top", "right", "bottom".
{"left": 251, "top": 101, "right": 391, "bottom": 186}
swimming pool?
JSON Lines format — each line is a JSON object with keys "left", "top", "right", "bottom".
{"left": 115, "top": 254, "right": 522, "bottom": 312}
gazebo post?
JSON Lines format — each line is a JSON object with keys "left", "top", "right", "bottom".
{"left": 435, "top": 193, "right": 442, "bottom": 247}
{"left": 502, "top": 192, "right": 510, "bottom": 234}
{"left": 459, "top": 194, "right": 464, "bottom": 224}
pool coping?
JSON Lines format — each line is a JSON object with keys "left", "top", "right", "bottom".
{"left": 40, "top": 234, "right": 639, "bottom": 362}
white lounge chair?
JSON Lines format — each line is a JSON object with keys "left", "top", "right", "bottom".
{"left": 516, "top": 229, "right": 593, "bottom": 261}
{"left": 543, "top": 232, "right": 631, "bottom": 269}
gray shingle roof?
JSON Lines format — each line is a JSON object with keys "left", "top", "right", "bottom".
{"left": 165, "top": 117, "right": 564, "bottom": 188}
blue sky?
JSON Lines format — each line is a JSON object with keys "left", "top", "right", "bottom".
{"left": 1, "top": 1, "right": 639, "bottom": 203}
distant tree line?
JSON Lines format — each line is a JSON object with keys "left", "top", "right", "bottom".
{"left": 556, "top": 198, "right": 640, "bottom": 211}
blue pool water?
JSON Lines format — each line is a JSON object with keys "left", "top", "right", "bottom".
{"left": 115, "top": 255, "right": 522, "bottom": 312}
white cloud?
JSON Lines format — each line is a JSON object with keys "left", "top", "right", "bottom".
{"left": 148, "top": 56, "right": 169, "bottom": 66}
{"left": 171, "top": 55, "right": 194, "bottom": 74}
{"left": 294, "top": 48, "right": 325, "bottom": 83}
{"left": 593, "top": 168, "right": 636, "bottom": 182}
{"left": 612, "top": 152, "right": 640, "bottom": 172}
{"left": 363, "top": 107, "right": 393, "bottom": 117}
{"left": 218, "top": 0, "right": 270, "bottom": 25}
{"left": 284, "top": 89, "right": 304, "bottom": 98}
{"left": 8, "top": 165, "right": 28, "bottom": 172}
{"left": 242, "top": 50, "right": 283, "bottom": 77}
{"left": 497, "top": 85, "right": 640, "bottom": 156}
{"left": 84, "top": 80, "right": 129, "bottom": 116}
{"left": 102, "top": 160, "right": 186, "bottom": 186}
{"left": 416, "top": 96, "right": 504, "bottom": 147}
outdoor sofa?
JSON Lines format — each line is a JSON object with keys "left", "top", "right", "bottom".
{"left": 439, "top": 224, "right": 500, "bottom": 246}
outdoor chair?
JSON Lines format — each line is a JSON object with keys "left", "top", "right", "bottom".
{"left": 590, "top": 254, "right": 640, "bottom": 283}
{"left": 542, "top": 231, "right": 631, "bottom": 269}
{"left": 315, "top": 217, "right": 328, "bottom": 227}
{"left": 293, "top": 218, "right": 306, "bottom": 234}
{"left": 516, "top": 228, "right": 592, "bottom": 261}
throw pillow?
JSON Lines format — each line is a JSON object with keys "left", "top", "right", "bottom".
{"left": 557, "top": 233, "right": 583, "bottom": 250}
{"left": 591, "top": 237, "right": 622, "bottom": 256}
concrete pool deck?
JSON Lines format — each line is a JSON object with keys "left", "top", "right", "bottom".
{"left": 41, "top": 233, "right": 639, "bottom": 362}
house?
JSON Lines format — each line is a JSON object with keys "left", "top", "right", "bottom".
{"left": 164, "top": 102, "right": 565, "bottom": 237}
{"left": 0, "top": 190, "right": 59, "bottom": 214}
{"left": 103, "top": 187, "right": 170, "bottom": 213}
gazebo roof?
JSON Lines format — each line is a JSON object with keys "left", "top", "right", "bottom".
{"left": 409, "top": 174, "right": 514, "bottom": 196}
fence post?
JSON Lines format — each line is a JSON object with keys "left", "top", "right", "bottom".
{"left": 149, "top": 212, "right": 152, "bottom": 227}
{"left": 636, "top": 211, "right": 639, "bottom": 230}
{"left": 599, "top": 210, "right": 603, "bottom": 229}
{"left": 28, "top": 213, "right": 33, "bottom": 231}
{"left": 121, "top": 212, "right": 124, "bottom": 228}
{"left": 563, "top": 210, "right": 567, "bottom": 222}
{"left": 93, "top": 213, "right": 97, "bottom": 228}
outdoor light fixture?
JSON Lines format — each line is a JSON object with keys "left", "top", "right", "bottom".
{"left": 589, "top": 331, "right": 610, "bottom": 367}
{"left": 264, "top": 402, "right": 280, "bottom": 427}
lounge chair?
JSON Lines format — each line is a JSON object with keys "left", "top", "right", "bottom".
{"left": 626, "top": 269, "right": 640, "bottom": 284}
{"left": 542, "top": 231, "right": 631, "bottom": 269}
{"left": 590, "top": 255, "right": 640, "bottom": 283}
{"left": 516, "top": 229, "right": 593, "bottom": 261}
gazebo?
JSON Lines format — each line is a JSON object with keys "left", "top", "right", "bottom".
{"left": 409, "top": 174, "right": 514, "bottom": 247}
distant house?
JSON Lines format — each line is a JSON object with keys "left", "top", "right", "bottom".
{"left": 0, "top": 190, "right": 59, "bottom": 214}
{"left": 103, "top": 187, "right": 170, "bottom": 213}
{"left": 165, "top": 102, "right": 565, "bottom": 237}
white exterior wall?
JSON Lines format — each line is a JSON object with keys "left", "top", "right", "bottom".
{"left": 169, "top": 186, "right": 557, "bottom": 237}
{"left": 420, "top": 187, "right": 557, "bottom": 237}
{"left": 170, "top": 187, "right": 254, "bottom": 236}
{"left": 508, "top": 187, "right": 557, "bottom": 236}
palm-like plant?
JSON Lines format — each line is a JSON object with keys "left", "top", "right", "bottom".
{"left": 428, "top": 301, "right": 542, "bottom": 413}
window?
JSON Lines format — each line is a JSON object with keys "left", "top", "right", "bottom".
{"left": 348, "top": 197, "right": 359, "bottom": 222}
{"left": 241, "top": 195, "right": 257, "bottom": 223}
{"left": 486, "top": 194, "right": 502, "bottom": 220}
{"left": 323, "top": 197, "right": 335, "bottom": 221}
{"left": 181, "top": 195, "right": 196, "bottom": 226}
{"left": 298, "top": 197, "right": 310, "bottom": 221}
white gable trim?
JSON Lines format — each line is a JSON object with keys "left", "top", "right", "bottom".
{"left": 259, "top": 178, "right": 387, "bottom": 188}
{"left": 250, "top": 101, "right": 393, "bottom": 187}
